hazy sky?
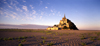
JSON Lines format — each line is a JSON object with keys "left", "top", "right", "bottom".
{"left": 0, "top": 0, "right": 100, "bottom": 30}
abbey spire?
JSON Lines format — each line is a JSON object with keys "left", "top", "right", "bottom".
{"left": 64, "top": 14, "right": 66, "bottom": 18}
{"left": 62, "top": 14, "right": 67, "bottom": 21}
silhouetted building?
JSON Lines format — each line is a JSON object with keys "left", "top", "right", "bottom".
{"left": 47, "top": 14, "right": 78, "bottom": 30}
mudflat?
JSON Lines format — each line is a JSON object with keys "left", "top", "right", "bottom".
{"left": 0, "top": 29, "right": 100, "bottom": 46}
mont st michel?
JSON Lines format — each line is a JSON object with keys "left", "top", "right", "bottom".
{"left": 0, "top": 0, "right": 100, "bottom": 46}
{"left": 47, "top": 14, "right": 78, "bottom": 30}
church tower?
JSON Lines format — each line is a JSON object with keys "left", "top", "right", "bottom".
{"left": 59, "top": 14, "right": 69, "bottom": 28}
{"left": 62, "top": 14, "right": 67, "bottom": 21}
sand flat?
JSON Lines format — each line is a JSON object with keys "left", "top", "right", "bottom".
{"left": 0, "top": 29, "right": 100, "bottom": 46}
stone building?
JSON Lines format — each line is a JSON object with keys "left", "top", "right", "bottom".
{"left": 47, "top": 14, "right": 78, "bottom": 30}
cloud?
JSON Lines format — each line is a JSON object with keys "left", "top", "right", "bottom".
{"left": 25, "top": 15, "right": 36, "bottom": 20}
{"left": 30, "top": 5, "right": 34, "bottom": 9}
{"left": 49, "top": 14, "right": 51, "bottom": 16}
{"left": 4, "top": 12, "right": 8, "bottom": 15}
{"left": 0, "top": 10, "right": 3, "bottom": 15}
{"left": 4, "top": 12, "right": 12, "bottom": 18}
{"left": 45, "top": 7, "right": 48, "bottom": 8}
{"left": 22, "top": 6, "right": 28, "bottom": 11}
{"left": 26, "top": 17, "right": 33, "bottom": 20}
{"left": 11, "top": 11, "right": 17, "bottom": 15}
{"left": 10, "top": 0, "right": 13, "bottom": 5}
{"left": 40, "top": 1, "right": 42, "bottom": 5}
{"left": 8, "top": 5, "right": 13, "bottom": 9}
{"left": 41, "top": 12, "right": 44, "bottom": 15}
{"left": 59, "top": 15, "right": 61, "bottom": 16}
{"left": 23, "top": 0, "right": 26, "bottom": 2}
{"left": 4, "top": 2, "right": 7, "bottom": 4}
{"left": 30, "top": 18, "right": 33, "bottom": 20}
{"left": 16, "top": 8, "right": 23, "bottom": 12}
{"left": 40, "top": 16, "right": 42, "bottom": 19}
{"left": 0, "top": 8, "right": 3, "bottom": 9}
{"left": 14, "top": 0, "right": 19, "bottom": 4}
{"left": 51, "top": 10, "right": 53, "bottom": 12}
{"left": 5, "top": 15, "right": 9, "bottom": 17}
{"left": 13, "top": 12, "right": 17, "bottom": 15}
{"left": 33, "top": 16, "right": 36, "bottom": 18}
{"left": 10, "top": 14, "right": 16, "bottom": 19}
{"left": 32, "top": 10, "right": 36, "bottom": 14}
{"left": 16, "top": 18, "right": 19, "bottom": 20}
{"left": 53, "top": 13, "right": 55, "bottom": 15}
{"left": 58, "top": 12, "right": 61, "bottom": 16}
{"left": 3, "top": 0, "right": 6, "bottom": 1}
{"left": 4, "top": 11, "right": 18, "bottom": 19}
{"left": 47, "top": 3, "right": 50, "bottom": 4}
{"left": 10, "top": 0, "right": 19, "bottom": 6}
{"left": 3, "top": 1, "right": 13, "bottom": 9}
{"left": 58, "top": 11, "right": 60, "bottom": 14}
{"left": 15, "top": 6, "right": 23, "bottom": 12}
{"left": 21, "top": 19, "right": 25, "bottom": 21}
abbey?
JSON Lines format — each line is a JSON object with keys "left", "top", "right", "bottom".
{"left": 47, "top": 14, "right": 78, "bottom": 30}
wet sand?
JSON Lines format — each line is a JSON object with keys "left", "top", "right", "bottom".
{"left": 0, "top": 29, "right": 100, "bottom": 46}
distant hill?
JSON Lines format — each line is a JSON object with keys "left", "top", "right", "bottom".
{"left": 0, "top": 24, "right": 51, "bottom": 29}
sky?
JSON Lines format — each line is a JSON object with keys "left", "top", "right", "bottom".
{"left": 0, "top": 0, "right": 100, "bottom": 30}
